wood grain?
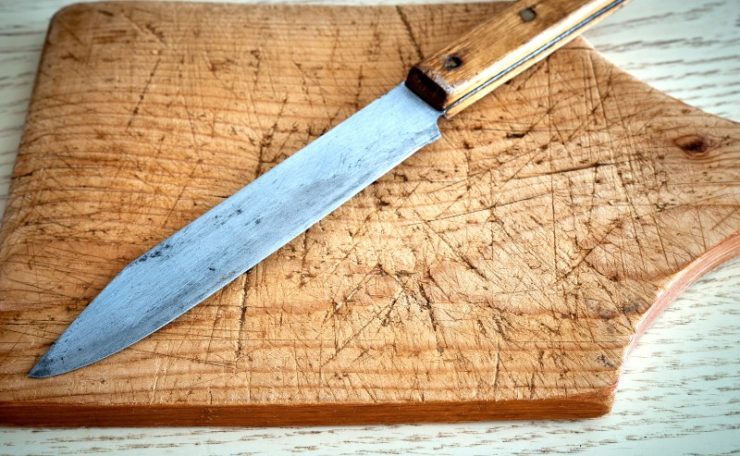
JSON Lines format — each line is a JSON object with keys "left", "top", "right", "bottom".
{"left": 0, "top": 1, "right": 738, "bottom": 427}
{"left": 406, "top": 0, "right": 628, "bottom": 115}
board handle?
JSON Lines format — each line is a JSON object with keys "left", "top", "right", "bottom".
{"left": 405, "top": 0, "right": 628, "bottom": 117}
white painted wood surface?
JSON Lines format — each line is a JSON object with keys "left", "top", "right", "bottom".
{"left": 0, "top": 0, "right": 738, "bottom": 454}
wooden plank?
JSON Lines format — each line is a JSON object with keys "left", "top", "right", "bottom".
{"left": 0, "top": 1, "right": 738, "bottom": 426}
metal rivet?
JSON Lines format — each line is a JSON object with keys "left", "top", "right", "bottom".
{"left": 443, "top": 55, "right": 462, "bottom": 70}
{"left": 519, "top": 7, "right": 536, "bottom": 22}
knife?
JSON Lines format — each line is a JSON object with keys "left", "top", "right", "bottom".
{"left": 29, "top": 0, "right": 628, "bottom": 377}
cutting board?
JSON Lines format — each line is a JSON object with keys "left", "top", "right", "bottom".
{"left": 0, "top": 1, "right": 738, "bottom": 426}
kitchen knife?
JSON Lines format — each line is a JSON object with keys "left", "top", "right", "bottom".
{"left": 29, "top": 0, "right": 629, "bottom": 378}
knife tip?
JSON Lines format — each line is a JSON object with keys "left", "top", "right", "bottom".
{"left": 27, "top": 355, "right": 55, "bottom": 379}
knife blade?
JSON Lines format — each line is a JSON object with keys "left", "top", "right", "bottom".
{"left": 29, "top": 0, "right": 628, "bottom": 377}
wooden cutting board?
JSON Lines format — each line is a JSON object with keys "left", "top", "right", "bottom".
{"left": 0, "top": 1, "right": 738, "bottom": 426}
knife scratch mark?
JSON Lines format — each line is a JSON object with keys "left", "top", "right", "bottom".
{"left": 236, "top": 274, "right": 249, "bottom": 360}
{"left": 149, "top": 358, "right": 164, "bottom": 404}
{"left": 413, "top": 209, "right": 492, "bottom": 283}
{"left": 256, "top": 95, "right": 289, "bottom": 175}
{"left": 127, "top": 58, "right": 160, "bottom": 129}
{"left": 321, "top": 295, "right": 391, "bottom": 369}
{"left": 119, "top": 11, "right": 166, "bottom": 47}
{"left": 395, "top": 6, "right": 423, "bottom": 61}
{"left": 161, "top": 161, "right": 199, "bottom": 228}
{"left": 133, "top": 347, "right": 231, "bottom": 368}
{"left": 418, "top": 282, "right": 446, "bottom": 354}
{"left": 204, "top": 291, "right": 224, "bottom": 363}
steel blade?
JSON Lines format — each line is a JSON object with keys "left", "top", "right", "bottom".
{"left": 29, "top": 84, "right": 441, "bottom": 377}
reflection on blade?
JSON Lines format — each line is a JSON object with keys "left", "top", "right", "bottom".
{"left": 29, "top": 84, "right": 442, "bottom": 377}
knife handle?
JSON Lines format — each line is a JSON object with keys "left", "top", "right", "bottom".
{"left": 405, "top": 0, "right": 628, "bottom": 117}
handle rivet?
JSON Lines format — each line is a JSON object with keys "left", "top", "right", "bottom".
{"left": 519, "top": 7, "right": 536, "bottom": 22}
{"left": 443, "top": 55, "right": 462, "bottom": 70}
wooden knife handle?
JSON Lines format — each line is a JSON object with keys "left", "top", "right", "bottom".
{"left": 405, "top": 0, "right": 628, "bottom": 117}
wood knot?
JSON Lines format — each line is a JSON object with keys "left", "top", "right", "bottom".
{"left": 674, "top": 134, "right": 709, "bottom": 156}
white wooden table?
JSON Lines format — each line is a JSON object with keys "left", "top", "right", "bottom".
{"left": 0, "top": 0, "right": 738, "bottom": 454}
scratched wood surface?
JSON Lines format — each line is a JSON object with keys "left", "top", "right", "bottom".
{"left": 0, "top": 1, "right": 738, "bottom": 426}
